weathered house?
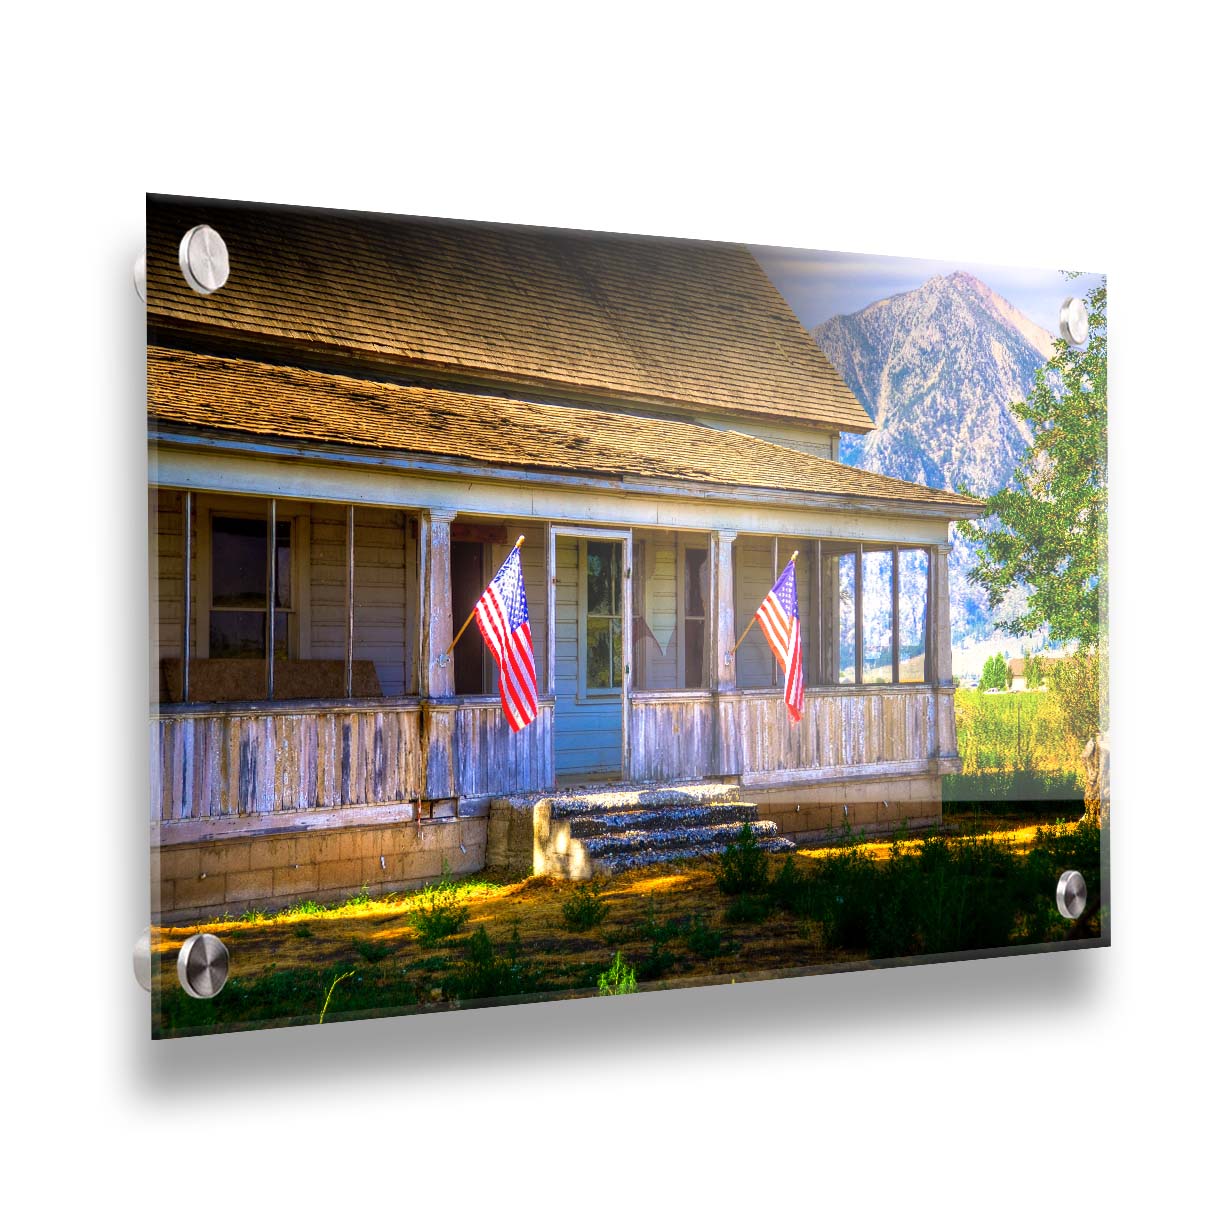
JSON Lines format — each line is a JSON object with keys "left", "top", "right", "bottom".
{"left": 147, "top": 195, "right": 984, "bottom": 920}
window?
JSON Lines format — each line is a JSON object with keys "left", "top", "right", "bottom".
{"left": 814, "top": 542, "right": 930, "bottom": 684}
{"left": 683, "top": 546, "right": 708, "bottom": 688}
{"left": 209, "top": 515, "right": 291, "bottom": 659}
{"left": 583, "top": 539, "right": 622, "bottom": 693}
{"left": 897, "top": 548, "right": 929, "bottom": 682}
{"left": 862, "top": 548, "right": 894, "bottom": 683}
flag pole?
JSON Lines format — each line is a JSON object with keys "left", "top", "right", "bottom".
{"left": 444, "top": 535, "right": 525, "bottom": 658}
{"left": 730, "top": 550, "right": 799, "bottom": 655}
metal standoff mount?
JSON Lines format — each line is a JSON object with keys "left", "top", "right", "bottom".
{"left": 177, "top": 933, "right": 231, "bottom": 999}
{"left": 1058, "top": 297, "right": 1089, "bottom": 347}
{"left": 178, "top": 224, "right": 230, "bottom": 295}
{"left": 133, "top": 929, "right": 152, "bottom": 992}
{"left": 133, "top": 251, "right": 147, "bottom": 303}
{"left": 1056, "top": 869, "right": 1088, "bottom": 920}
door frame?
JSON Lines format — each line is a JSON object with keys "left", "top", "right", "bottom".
{"left": 548, "top": 524, "right": 633, "bottom": 780}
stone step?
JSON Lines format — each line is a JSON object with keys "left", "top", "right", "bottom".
{"left": 548, "top": 782, "right": 742, "bottom": 820}
{"left": 569, "top": 801, "right": 759, "bottom": 839}
{"left": 591, "top": 836, "right": 797, "bottom": 877}
{"left": 582, "top": 817, "right": 785, "bottom": 860}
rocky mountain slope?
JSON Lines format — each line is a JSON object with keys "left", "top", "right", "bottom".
{"left": 813, "top": 272, "right": 1054, "bottom": 645}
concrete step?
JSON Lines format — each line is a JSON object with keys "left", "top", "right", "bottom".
{"left": 583, "top": 817, "right": 786, "bottom": 860}
{"left": 549, "top": 782, "right": 742, "bottom": 820}
{"left": 569, "top": 801, "right": 759, "bottom": 839}
{"left": 592, "top": 836, "right": 797, "bottom": 877}
{"left": 487, "top": 779, "right": 797, "bottom": 880}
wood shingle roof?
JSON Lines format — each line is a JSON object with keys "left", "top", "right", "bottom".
{"left": 148, "top": 347, "right": 983, "bottom": 515}
{"left": 146, "top": 195, "right": 874, "bottom": 434}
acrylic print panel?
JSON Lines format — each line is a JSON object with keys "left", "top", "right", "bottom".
{"left": 145, "top": 195, "right": 1108, "bottom": 1038}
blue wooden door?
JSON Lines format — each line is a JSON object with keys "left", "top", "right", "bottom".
{"left": 552, "top": 531, "right": 629, "bottom": 781}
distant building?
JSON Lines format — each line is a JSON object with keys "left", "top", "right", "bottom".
{"left": 1008, "top": 655, "right": 1059, "bottom": 691}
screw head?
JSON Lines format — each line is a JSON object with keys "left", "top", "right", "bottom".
{"left": 176, "top": 933, "right": 230, "bottom": 999}
{"left": 1059, "top": 296, "right": 1089, "bottom": 347}
{"left": 1056, "top": 869, "right": 1088, "bottom": 920}
{"left": 178, "top": 225, "right": 230, "bottom": 295}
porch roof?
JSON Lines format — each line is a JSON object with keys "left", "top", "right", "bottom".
{"left": 146, "top": 195, "right": 874, "bottom": 434}
{"left": 149, "top": 347, "right": 984, "bottom": 515}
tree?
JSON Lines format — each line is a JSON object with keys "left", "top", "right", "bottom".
{"left": 1023, "top": 651, "right": 1044, "bottom": 690}
{"left": 962, "top": 278, "right": 1108, "bottom": 813}
{"left": 979, "top": 652, "right": 1008, "bottom": 692}
{"left": 962, "top": 279, "right": 1107, "bottom": 650}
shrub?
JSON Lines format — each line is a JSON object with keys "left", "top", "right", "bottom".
{"left": 407, "top": 891, "right": 469, "bottom": 946}
{"left": 724, "top": 893, "right": 772, "bottom": 924}
{"left": 683, "top": 915, "right": 729, "bottom": 958}
{"left": 446, "top": 926, "right": 541, "bottom": 1000}
{"left": 597, "top": 952, "right": 637, "bottom": 995}
{"left": 561, "top": 882, "right": 609, "bottom": 932}
{"left": 351, "top": 938, "right": 393, "bottom": 963}
{"left": 715, "top": 823, "right": 770, "bottom": 895}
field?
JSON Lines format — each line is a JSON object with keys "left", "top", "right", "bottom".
{"left": 152, "top": 816, "right": 1102, "bottom": 1038}
{"left": 946, "top": 689, "right": 1083, "bottom": 806}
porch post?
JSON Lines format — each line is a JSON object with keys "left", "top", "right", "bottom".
{"left": 712, "top": 528, "right": 740, "bottom": 778}
{"left": 419, "top": 509, "right": 457, "bottom": 813}
{"left": 932, "top": 540, "right": 958, "bottom": 775}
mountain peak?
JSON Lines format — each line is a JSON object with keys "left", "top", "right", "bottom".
{"left": 811, "top": 274, "right": 1056, "bottom": 644}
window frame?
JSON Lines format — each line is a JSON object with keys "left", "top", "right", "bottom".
{"left": 194, "top": 495, "right": 311, "bottom": 662}
{"left": 577, "top": 537, "right": 624, "bottom": 700}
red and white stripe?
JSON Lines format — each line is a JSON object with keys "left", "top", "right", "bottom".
{"left": 755, "top": 592, "right": 804, "bottom": 722}
{"left": 474, "top": 582, "right": 539, "bottom": 732}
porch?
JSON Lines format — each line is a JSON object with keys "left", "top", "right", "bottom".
{"left": 149, "top": 483, "right": 959, "bottom": 917}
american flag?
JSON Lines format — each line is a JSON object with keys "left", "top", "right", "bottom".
{"left": 474, "top": 543, "right": 539, "bottom": 732}
{"left": 755, "top": 557, "right": 804, "bottom": 722}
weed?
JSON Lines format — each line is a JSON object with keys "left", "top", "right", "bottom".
{"left": 445, "top": 925, "right": 542, "bottom": 1001}
{"left": 597, "top": 951, "right": 637, "bottom": 995}
{"left": 239, "top": 907, "right": 270, "bottom": 924}
{"left": 281, "top": 898, "right": 326, "bottom": 918}
{"left": 318, "top": 970, "right": 355, "bottom": 1023}
{"left": 683, "top": 914, "right": 729, "bottom": 958}
{"left": 292, "top": 924, "right": 314, "bottom": 939}
{"left": 715, "top": 823, "right": 770, "bottom": 895}
{"left": 407, "top": 891, "right": 469, "bottom": 946}
{"left": 335, "top": 885, "right": 373, "bottom": 911}
{"left": 352, "top": 938, "right": 393, "bottom": 964}
{"left": 561, "top": 882, "right": 609, "bottom": 932}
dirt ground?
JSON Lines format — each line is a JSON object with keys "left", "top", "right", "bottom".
{"left": 151, "top": 818, "right": 1088, "bottom": 1037}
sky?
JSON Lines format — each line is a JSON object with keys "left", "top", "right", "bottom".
{"left": 750, "top": 245, "right": 1105, "bottom": 336}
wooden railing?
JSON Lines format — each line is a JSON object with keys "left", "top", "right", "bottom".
{"left": 151, "top": 699, "right": 424, "bottom": 824}
{"left": 719, "top": 687, "right": 938, "bottom": 784}
{"left": 627, "top": 692, "right": 716, "bottom": 783}
{"left": 453, "top": 697, "right": 555, "bottom": 797}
